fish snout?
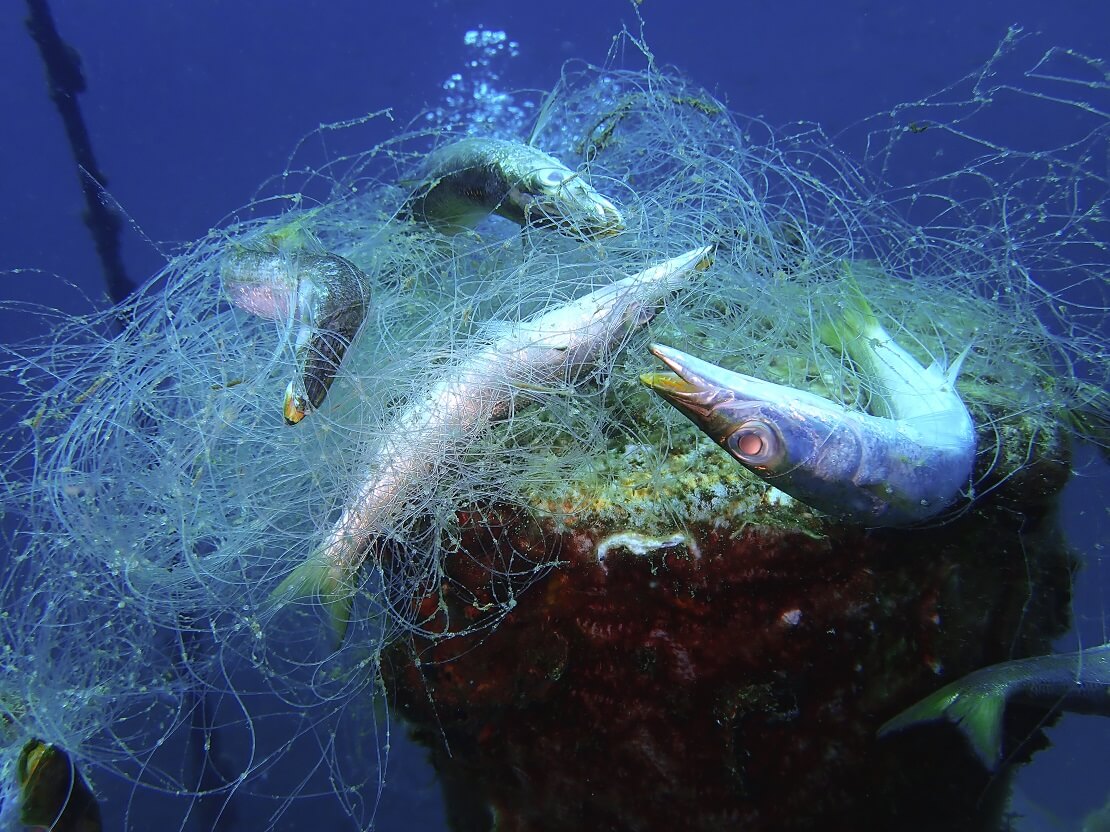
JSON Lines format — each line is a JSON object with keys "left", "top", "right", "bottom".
{"left": 642, "top": 344, "right": 750, "bottom": 442}
{"left": 645, "top": 343, "right": 737, "bottom": 399}
{"left": 585, "top": 194, "right": 625, "bottom": 239}
{"left": 642, "top": 343, "right": 796, "bottom": 474}
{"left": 530, "top": 179, "right": 625, "bottom": 240}
{"left": 283, "top": 382, "right": 308, "bottom": 425}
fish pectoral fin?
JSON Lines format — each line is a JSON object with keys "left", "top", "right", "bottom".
{"left": 879, "top": 681, "right": 1004, "bottom": 770}
{"left": 856, "top": 472, "right": 892, "bottom": 491}
{"left": 269, "top": 555, "right": 355, "bottom": 647}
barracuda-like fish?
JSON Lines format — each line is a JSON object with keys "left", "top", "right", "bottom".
{"left": 273, "top": 246, "right": 714, "bottom": 641}
{"left": 222, "top": 247, "right": 371, "bottom": 424}
{"left": 403, "top": 137, "right": 625, "bottom": 240}
{"left": 879, "top": 645, "right": 1110, "bottom": 769}
{"left": 640, "top": 284, "right": 975, "bottom": 525}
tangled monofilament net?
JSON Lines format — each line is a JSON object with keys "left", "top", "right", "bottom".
{"left": 0, "top": 28, "right": 1105, "bottom": 830}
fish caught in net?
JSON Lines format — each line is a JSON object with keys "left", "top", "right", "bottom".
{"left": 0, "top": 25, "right": 1106, "bottom": 832}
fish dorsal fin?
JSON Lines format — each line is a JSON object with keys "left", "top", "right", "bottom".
{"left": 923, "top": 341, "right": 972, "bottom": 394}
{"left": 945, "top": 342, "right": 972, "bottom": 388}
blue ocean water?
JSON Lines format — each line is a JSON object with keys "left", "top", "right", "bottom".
{"left": 2, "top": 1, "right": 1107, "bottom": 830}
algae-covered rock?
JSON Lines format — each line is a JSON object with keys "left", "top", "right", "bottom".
{"left": 382, "top": 407, "right": 1077, "bottom": 831}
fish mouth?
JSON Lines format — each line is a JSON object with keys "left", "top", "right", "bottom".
{"left": 283, "top": 382, "right": 308, "bottom": 425}
{"left": 639, "top": 370, "right": 700, "bottom": 397}
{"left": 528, "top": 190, "right": 626, "bottom": 240}
{"left": 641, "top": 344, "right": 761, "bottom": 443}
{"left": 584, "top": 195, "right": 626, "bottom": 238}
{"left": 640, "top": 343, "right": 725, "bottom": 430}
{"left": 639, "top": 367, "right": 727, "bottom": 436}
{"left": 644, "top": 343, "right": 731, "bottom": 397}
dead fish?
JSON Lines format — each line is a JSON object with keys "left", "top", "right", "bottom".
{"left": 641, "top": 282, "right": 975, "bottom": 525}
{"left": 403, "top": 137, "right": 624, "bottom": 240}
{"left": 221, "top": 247, "right": 370, "bottom": 424}
{"left": 271, "top": 246, "right": 713, "bottom": 641}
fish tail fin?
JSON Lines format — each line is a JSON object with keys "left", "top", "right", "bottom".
{"left": 879, "top": 681, "right": 1004, "bottom": 770}
{"left": 269, "top": 553, "right": 354, "bottom": 646}
{"left": 817, "top": 271, "right": 903, "bottom": 418}
{"left": 818, "top": 267, "right": 886, "bottom": 356}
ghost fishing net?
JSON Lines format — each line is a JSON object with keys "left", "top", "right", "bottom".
{"left": 1, "top": 26, "right": 1106, "bottom": 831}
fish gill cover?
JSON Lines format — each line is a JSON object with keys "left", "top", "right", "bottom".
{"left": 0, "top": 23, "right": 1107, "bottom": 832}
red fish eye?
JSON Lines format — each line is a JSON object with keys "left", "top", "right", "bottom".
{"left": 729, "top": 420, "right": 779, "bottom": 464}
{"left": 738, "top": 432, "right": 764, "bottom": 456}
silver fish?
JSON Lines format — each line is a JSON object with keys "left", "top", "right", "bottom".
{"left": 403, "top": 137, "right": 624, "bottom": 240}
{"left": 272, "top": 246, "right": 714, "bottom": 640}
{"left": 222, "top": 247, "right": 370, "bottom": 424}
{"left": 879, "top": 645, "right": 1110, "bottom": 769}
{"left": 640, "top": 284, "right": 975, "bottom": 526}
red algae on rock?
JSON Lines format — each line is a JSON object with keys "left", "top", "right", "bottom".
{"left": 383, "top": 421, "right": 1076, "bottom": 832}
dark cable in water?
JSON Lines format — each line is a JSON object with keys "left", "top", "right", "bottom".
{"left": 24, "top": 5, "right": 231, "bottom": 830}
{"left": 24, "top": 0, "right": 136, "bottom": 306}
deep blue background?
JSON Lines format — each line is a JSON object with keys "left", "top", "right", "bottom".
{"left": 3, "top": 1, "right": 1107, "bottom": 830}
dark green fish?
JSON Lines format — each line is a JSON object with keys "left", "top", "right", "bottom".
{"left": 879, "top": 645, "right": 1110, "bottom": 769}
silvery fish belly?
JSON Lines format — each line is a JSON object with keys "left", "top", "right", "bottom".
{"left": 272, "top": 246, "right": 712, "bottom": 640}
{"left": 641, "top": 343, "right": 976, "bottom": 527}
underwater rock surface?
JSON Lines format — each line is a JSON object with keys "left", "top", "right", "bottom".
{"left": 384, "top": 421, "right": 1076, "bottom": 832}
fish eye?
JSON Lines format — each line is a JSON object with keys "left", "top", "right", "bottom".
{"left": 539, "top": 168, "right": 571, "bottom": 186}
{"left": 727, "top": 420, "right": 780, "bottom": 465}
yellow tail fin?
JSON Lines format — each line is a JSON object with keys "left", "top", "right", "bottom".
{"left": 817, "top": 266, "right": 883, "bottom": 357}
{"left": 270, "top": 554, "right": 354, "bottom": 647}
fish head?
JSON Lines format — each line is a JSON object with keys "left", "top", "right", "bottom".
{"left": 508, "top": 163, "right": 625, "bottom": 240}
{"left": 641, "top": 344, "right": 816, "bottom": 473}
{"left": 642, "top": 344, "right": 882, "bottom": 521}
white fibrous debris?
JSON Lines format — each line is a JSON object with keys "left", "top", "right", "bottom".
{"left": 595, "top": 531, "right": 691, "bottom": 568}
